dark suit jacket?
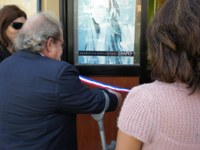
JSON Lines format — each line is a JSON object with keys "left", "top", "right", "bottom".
{"left": 0, "top": 50, "right": 118, "bottom": 150}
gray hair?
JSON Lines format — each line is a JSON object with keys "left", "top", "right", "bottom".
{"left": 14, "top": 12, "right": 63, "bottom": 52}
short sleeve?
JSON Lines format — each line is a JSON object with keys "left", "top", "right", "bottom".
{"left": 117, "top": 85, "right": 156, "bottom": 143}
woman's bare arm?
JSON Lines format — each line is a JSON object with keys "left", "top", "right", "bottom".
{"left": 115, "top": 129, "right": 143, "bottom": 150}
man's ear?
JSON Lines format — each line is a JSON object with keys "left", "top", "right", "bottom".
{"left": 46, "top": 38, "right": 54, "bottom": 52}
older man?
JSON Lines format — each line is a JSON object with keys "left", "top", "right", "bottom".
{"left": 0, "top": 12, "right": 121, "bottom": 150}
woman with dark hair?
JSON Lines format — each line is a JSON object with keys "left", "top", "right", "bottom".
{"left": 116, "top": 0, "right": 200, "bottom": 149}
{"left": 0, "top": 5, "right": 27, "bottom": 62}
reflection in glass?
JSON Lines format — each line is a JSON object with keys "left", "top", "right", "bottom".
{"left": 75, "top": 0, "right": 140, "bottom": 65}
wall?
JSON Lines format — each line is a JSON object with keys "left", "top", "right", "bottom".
{"left": 41, "top": 0, "right": 59, "bottom": 20}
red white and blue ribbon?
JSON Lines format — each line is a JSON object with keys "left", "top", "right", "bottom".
{"left": 79, "top": 75, "right": 130, "bottom": 93}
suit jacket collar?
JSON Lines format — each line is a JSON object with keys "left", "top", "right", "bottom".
{"left": 15, "top": 49, "right": 42, "bottom": 58}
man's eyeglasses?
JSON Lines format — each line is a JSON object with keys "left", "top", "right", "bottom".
{"left": 11, "top": 22, "right": 24, "bottom": 30}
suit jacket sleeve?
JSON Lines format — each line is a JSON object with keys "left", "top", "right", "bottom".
{"left": 56, "top": 64, "right": 118, "bottom": 114}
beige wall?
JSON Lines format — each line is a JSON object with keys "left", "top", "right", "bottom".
{"left": 0, "top": 0, "right": 59, "bottom": 19}
{"left": 41, "top": 0, "right": 59, "bottom": 20}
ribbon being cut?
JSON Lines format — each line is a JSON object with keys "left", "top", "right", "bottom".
{"left": 79, "top": 75, "right": 130, "bottom": 93}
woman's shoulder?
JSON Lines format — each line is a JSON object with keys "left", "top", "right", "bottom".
{"left": 129, "top": 81, "right": 163, "bottom": 95}
{"left": 126, "top": 80, "right": 190, "bottom": 107}
{"left": 125, "top": 81, "right": 177, "bottom": 106}
{"left": 129, "top": 80, "right": 185, "bottom": 94}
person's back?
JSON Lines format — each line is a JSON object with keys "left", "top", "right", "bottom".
{"left": 118, "top": 81, "right": 200, "bottom": 150}
{"left": 116, "top": 0, "right": 200, "bottom": 149}
{"left": 0, "top": 53, "right": 78, "bottom": 150}
{"left": 0, "top": 12, "right": 121, "bottom": 150}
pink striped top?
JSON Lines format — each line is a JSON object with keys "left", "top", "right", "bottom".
{"left": 118, "top": 81, "right": 200, "bottom": 150}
